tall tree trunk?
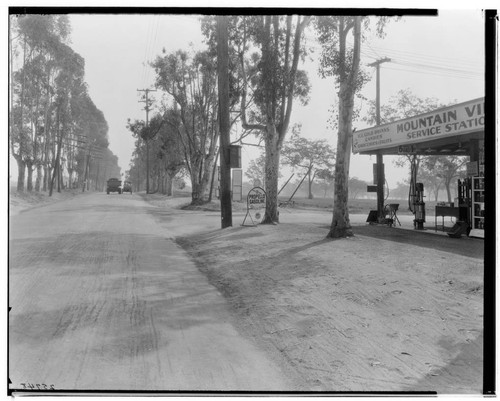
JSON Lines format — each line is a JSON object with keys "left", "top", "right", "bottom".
{"left": 189, "top": 152, "right": 216, "bottom": 205}
{"left": 190, "top": 162, "right": 203, "bottom": 204}
{"left": 327, "top": 16, "right": 361, "bottom": 238}
{"left": 43, "top": 165, "right": 49, "bottom": 192}
{"left": 308, "top": 170, "right": 314, "bottom": 199}
{"left": 445, "top": 179, "right": 452, "bottom": 203}
{"left": 201, "top": 156, "right": 216, "bottom": 200}
{"left": 166, "top": 172, "right": 174, "bottom": 196}
{"left": 68, "top": 170, "right": 73, "bottom": 190}
{"left": 35, "top": 164, "right": 43, "bottom": 192}
{"left": 156, "top": 168, "right": 161, "bottom": 193}
{"left": 26, "top": 161, "right": 34, "bottom": 192}
{"left": 327, "top": 85, "right": 355, "bottom": 238}
{"left": 262, "top": 126, "right": 280, "bottom": 224}
{"left": 59, "top": 163, "right": 64, "bottom": 191}
{"left": 14, "top": 156, "right": 26, "bottom": 192}
{"left": 208, "top": 148, "right": 220, "bottom": 203}
{"left": 12, "top": 36, "right": 28, "bottom": 193}
{"left": 50, "top": 121, "right": 63, "bottom": 196}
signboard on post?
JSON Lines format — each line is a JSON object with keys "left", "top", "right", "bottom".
{"left": 232, "top": 169, "right": 243, "bottom": 202}
{"left": 353, "top": 98, "right": 485, "bottom": 153}
{"left": 229, "top": 145, "right": 242, "bottom": 168}
{"left": 242, "top": 187, "right": 267, "bottom": 226}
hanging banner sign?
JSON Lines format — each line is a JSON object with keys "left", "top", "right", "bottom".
{"left": 353, "top": 97, "right": 485, "bottom": 153}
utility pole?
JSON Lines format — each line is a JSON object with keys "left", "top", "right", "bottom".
{"left": 217, "top": 15, "right": 232, "bottom": 228}
{"left": 137, "top": 88, "right": 156, "bottom": 194}
{"left": 368, "top": 57, "right": 390, "bottom": 222}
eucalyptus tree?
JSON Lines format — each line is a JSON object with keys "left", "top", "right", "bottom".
{"left": 152, "top": 49, "right": 220, "bottom": 204}
{"left": 137, "top": 112, "right": 185, "bottom": 195}
{"left": 10, "top": 14, "right": 71, "bottom": 192}
{"left": 227, "top": 15, "right": 311, "bottom": 223}
{"left": 49, "top": 43, "right": 86, "bottom": 195}
{"left": 200, "top": 15, "right": 311, "bottom": 221}
{"left": 10, "top": 14, "right": 115, "bottom": 194}
{"left": 314, "top": 15, "right": 394, "bottom": 237}
{"left": 281, "top": 125, "right": 336, "bottom": 199}
{"left": 72, "top": 92, "right": 111, "bottom": 191}
{"left": 126, "top": 119, "right": 147, "bottom": 191}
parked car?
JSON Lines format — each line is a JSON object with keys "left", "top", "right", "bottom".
{"left": 122, "top": 181, "right": 132, "bottom": 194}
{"left": 106, "top": 178, "right": 122, "bottom": 194}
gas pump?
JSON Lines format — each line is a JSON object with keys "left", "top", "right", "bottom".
{"left": 408, "top": 156, "right": 426, "bottom": 230}
{"left": 413, "top": 183, "right": 426, "bottom": 229}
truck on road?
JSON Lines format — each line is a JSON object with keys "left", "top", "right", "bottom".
{"left": 107, "top": 178, "right": 122, "bottom": 194}
{"left": 122, "top": 181, "right": 132, "bottom": 194}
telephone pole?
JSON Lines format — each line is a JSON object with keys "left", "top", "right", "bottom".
{"left": 368, "top": 57, "right": 390, "bottom": 222}
{"left": 137, "top": 88, "right": 156, "bottom": 194}
{"left": 217, "top": 15, "right": 232, "bottom": 228}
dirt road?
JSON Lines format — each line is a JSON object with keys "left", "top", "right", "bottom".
{"left": 9, "top": 193, "right": 297, "bottom": 392}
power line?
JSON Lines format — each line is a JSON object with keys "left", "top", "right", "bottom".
{"left": 144, "top": 15, "right": 159, "bottom": 87}
{"left": 383, "top": 64, "right": 483, "bottom": 81}
{"left": 305, "top": 31, "right": 481, "bottom": 68}
{"left": 392, "top": 60, "right": 482, "bottom": 78}
{"left": 362, "top": 42, "right": 483, "bottom": 69}
{"left": 360, "top": 52, "right": 483, "bottom": 80}
{"left": 304, "top": 32, "right": 483, "bottom": 80}
{"left": 305, "top": 29, "right": 482, "bottom": 71}
{"left": 141, "top": 18, "right": 151, "bottom": 88}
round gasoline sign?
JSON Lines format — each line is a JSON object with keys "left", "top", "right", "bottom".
{"left": 245, "top": 187, "right": 267, "bottom": 224}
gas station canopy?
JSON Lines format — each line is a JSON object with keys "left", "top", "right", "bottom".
{"left": 353, "top": 97, "right": 485, "bottom": 156}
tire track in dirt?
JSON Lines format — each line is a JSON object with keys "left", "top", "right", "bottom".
{"left": 11, "top": 193, "right": 297, "bottom": 391}
{"left": 10, "top": 199, "right": 169, "bottom": 389}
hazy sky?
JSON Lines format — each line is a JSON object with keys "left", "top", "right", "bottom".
{"left": 8, "top": 5, "right": 488, "bottom": 188}
{"left": 69, "top": 8, "right": 486, "bottom": 187}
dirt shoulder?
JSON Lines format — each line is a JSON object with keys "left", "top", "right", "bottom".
{"left": 9, "top": 187, "right": 85, "bottom": 217}
{"left": 177, "top": 221, "right": 483, "bottom": 393}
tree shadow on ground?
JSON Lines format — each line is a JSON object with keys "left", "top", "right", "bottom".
{"left": 278, "top": 238, "right": 332, "bottom": 257}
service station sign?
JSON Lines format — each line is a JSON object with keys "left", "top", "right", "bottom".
{"left": 353, "top": 97, "right": 485, "bottom": 153}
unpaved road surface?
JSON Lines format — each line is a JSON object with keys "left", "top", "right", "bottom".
{"left": 177, "top": 211, "right": 485, "bottom": 393}
{"left": 9, "top": 193, "right": 296, "bottom": 392}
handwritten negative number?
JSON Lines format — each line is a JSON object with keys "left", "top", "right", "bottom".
{"left": 20, "top": 383, "right": 55, "bottom": 390}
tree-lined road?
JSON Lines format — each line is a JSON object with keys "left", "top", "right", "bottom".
{"left": 9, "top": 193, "right": 294, "bottom": 392}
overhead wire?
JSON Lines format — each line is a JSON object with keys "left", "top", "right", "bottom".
{"left": 359, "top": 48, "right": 483, "bottom": 81}
{"left": 304, "top": 31, "right": 483, "bottom": 80}
{"left": 145, "top": 15, "right": 161, "bottom": 89}
{"left": 361, "top": 42, "right": 482, "bottom": 69}
{"left": 383, "top": 64, "right": 483, "bottom": 81}
{"left": 141, "top": 16, "right": 153, "bottom": 88}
